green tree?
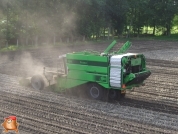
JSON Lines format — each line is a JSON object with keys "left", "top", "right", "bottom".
{"left": 106, "top": 0, "right": 129, "bottom": 37}
{"left": 147, "top": 0, "right": 178, "bottom": 35}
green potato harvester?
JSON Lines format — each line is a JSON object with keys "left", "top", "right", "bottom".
{"left": 20, "top": 40, "right": 151, "bottom": 101}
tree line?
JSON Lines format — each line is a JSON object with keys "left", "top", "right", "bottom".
{"left": 0, "top": 0, "right": 178, "bottom": 47}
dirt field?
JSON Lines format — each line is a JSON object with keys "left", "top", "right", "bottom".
{"left": 0, "top": 40, "right": 178, "bottom": 134}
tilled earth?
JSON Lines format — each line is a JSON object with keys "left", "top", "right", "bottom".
{"left": 0, "top": 40, "right": 178, "bottom": 134}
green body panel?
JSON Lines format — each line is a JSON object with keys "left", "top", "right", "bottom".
{"left": 117, "top": 41, "right": 132, "bottom": 54}
{"left": 120, "top": 54, "right": 149, "bottom": 87}
{"left": 122, "top": 57, "right": 129, "bottom": 64}
{"left": 123, "top": 70, "right": 151, "bottom": 84}
{"left": 56, "top": 76, "right": 87, "bottom": 89}
{"left": 103, "top": 40, "right": 117, "bottom": 54}
{"left": 141, "top": 54, "right": 146, "bottom": 70}
{"left": 67, "top": 53, "right": 108, "bottom": 62}
{"left": 98, "top": 83, "right": 110, "bottom": 88}
{"left": 124, "top": 73, "right": 135, "bottom": 83}
{"left": 131, "top": 58, "right": 141, "bottom": 66}
{"left": 67, "top": 70, "right": 108, "bottom": 83}
{"left": 67, "top": 64, "right": 108, "bottom": 74}
{"left": 56, "top": 72, "right": 108, "bottom": 90}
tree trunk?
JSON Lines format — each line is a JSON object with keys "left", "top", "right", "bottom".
{"left": 6, "top": 42, "right": 8, "bottom": 48}
{"left": 153, "top": 24, "right": 156, "bottom": 35}
{"left": 59, "top": 37, "right": 62, "bottom": 43}
{"left": 103, "top": 27, "right": 106, "bottom": 39}
{"left": 35, "top": 36, "right": 38, "bottom": 47}
{"left": 82, "top": 36, "right": 85, "bottom": 41}
{"left": 166, "top": 23, "right": 171, "bottom": 36}
{"left": 67, "top": 38, "right": 69, "bottom": 43}
{"left": 95, "top": 31, "right": 97, "bottom": 40}
{"left": 71, "top": 34, "right": 74, "bottom": 42}
{"left": 26, "top": 37, "right": 29, "bottom": 46}
{"left": 127, "top": 20, "right": 132, "bottom": 38}
{"left": 6, "top": 3, "right": 9, "bottom": 48}
{"left": 53, "top": 35, "right": 56, "bottom": 45}
{"left": 108, "top": 27, "right": 110, "bottom": 40}
{"left": 137, "top": 27, "right": 140, "bottom": 37}
{"left": 146, "top": 25, "right": 148, "bottom": 34}
{"left": 16, "top": 39, "right": 19, "bottom": 47}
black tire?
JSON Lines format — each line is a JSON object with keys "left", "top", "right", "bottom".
{"left": 31, "top": 75, "right": 45, "bottom": 90}
{"left": 121, "top": 93, "right": 126, "bottom": 98}
{"left": 117, "top": 90, "right": 122, "bottom": 101}
{"left": 121, "top": 90, "right": 126, "bottom": 98}
{"left": 108, "top": 89, "right": 118, "bottom": 100}
{"left": 87, "top": 83, "right": 104, "bottom": 100}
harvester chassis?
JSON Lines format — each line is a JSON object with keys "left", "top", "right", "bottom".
{"left": 20, "top": 40, "right": 151, "bottom": 101}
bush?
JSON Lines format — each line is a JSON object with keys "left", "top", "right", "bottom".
{"left": 1, "top": 45, "right": 18, "bottom": 52}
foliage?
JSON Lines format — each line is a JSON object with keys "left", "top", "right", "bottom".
{"left": 0, "top": 45, "right": 18, "bottom": 51}
{"left": 0, "top": 0, "right": 178, "bottom": 47}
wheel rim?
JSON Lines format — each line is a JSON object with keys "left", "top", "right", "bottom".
{"left": 31, "top": 75, "right": 43, "bottom": 90}
{"left": 90, "top": 86, "right": 99, "bottom": 98}
{"left": 32, "top": 81, "right": 42, "bottom": 90}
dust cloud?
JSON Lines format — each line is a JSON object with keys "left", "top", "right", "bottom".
{"left": 0, "top": 1, "right": 80, "bottom": 78}
{"left": 17, "top": 5, "right": 78, "bottom": 46}
{"left": 18, "top": 52, "right": 45, "bottom": 77}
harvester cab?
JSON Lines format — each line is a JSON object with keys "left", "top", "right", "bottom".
{"left": 19, "top": 40, "right": 151, "bottom": 101}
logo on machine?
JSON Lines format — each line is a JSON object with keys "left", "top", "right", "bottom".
{"left": 1, "top": 116, "right": 19, "bottom": 133}
{"left": 80, "top": 61, "right": 87, "bottom": 64}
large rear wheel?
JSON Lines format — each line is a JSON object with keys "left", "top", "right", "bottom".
{"left": 87, "top": 83, "right": 104, "bottom": 100}
{"left": 31, "top": 75, "right": 45, "bottom": 90}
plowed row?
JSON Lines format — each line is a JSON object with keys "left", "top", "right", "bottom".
{"left": 0, "top": 40, "right": 178, "bottom": 134}
{"left": 0, "top": 60, "right": 178, "bottom": 133}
